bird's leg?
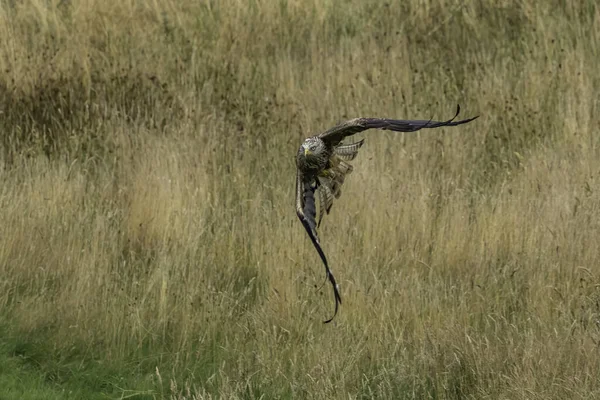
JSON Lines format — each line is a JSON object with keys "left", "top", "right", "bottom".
{"left": 319, "top": 169, "right": 332, "bottom": 178}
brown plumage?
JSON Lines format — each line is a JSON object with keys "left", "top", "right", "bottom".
{"left": 295, "top": 104, "right": 479, "bottom": 323}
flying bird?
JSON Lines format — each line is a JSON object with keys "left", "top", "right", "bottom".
{"left": 295, "top": 104, "right": 478, "bottom": 323}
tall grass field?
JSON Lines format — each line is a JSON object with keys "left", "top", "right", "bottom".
{"left": 0, "top": 0, "right": 599, "bottom": 398}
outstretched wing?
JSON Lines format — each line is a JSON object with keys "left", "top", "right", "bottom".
{"left": 295, "top": 171, "right": 342, "bottom": 323}
{"left": 318, "top": 104, "right": 478, "bottom": 147}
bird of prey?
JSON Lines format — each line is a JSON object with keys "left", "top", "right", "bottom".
{"left": 295, "top": 104, "right": 478, "bottom": 323}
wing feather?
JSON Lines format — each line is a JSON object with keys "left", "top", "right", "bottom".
{"left": 296, "top": 171, "right": 342, "bottom": 323}
{"left": 295, "top": 104, "right": 479, "bottom": 323}
{"left": 334, "top": 139, "right": 365, "bottom": 160}
{"left": 317, "top": 179, "right": 335, "bottom": 228}
{"left": 319, "top": 104, "right": 478, "bottom": 147}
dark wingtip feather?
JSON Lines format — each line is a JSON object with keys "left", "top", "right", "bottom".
{"left": 323, "top": 270, "right": 342, "bottom": 324}
{"left": 451, "top": 104, "right": 482, "bottom": 125}
{"left": 298, "top": 180, "right": 343, "bottom": 324}
{"left": 426, "top": 104, "right": 479, "bottom": 128}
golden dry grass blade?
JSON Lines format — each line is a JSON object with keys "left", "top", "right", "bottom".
{"left": 0, "top": 0, "right": 599, "bottom": 398}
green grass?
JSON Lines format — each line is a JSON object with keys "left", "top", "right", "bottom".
{"left": 1, "top": 0, "right": 600, "bottom": 398}
{"left": 0, "top": 348, "right": 67, "bottom": 400}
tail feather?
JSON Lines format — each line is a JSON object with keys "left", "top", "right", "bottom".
{"left": 317, "top": 180, "right": 335, "bottom": 227}
{"left": 336, "top": 160, "right": 353, "bottom": 175}
{"left": 316, "top": 153, "right": 359, "bottom": 225}
{"left": 331, "top": 161, "right": 352, "bottom": 198}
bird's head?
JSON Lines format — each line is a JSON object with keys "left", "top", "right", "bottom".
{"left": 300, "top": 138, "right": 321, "bottom": 160}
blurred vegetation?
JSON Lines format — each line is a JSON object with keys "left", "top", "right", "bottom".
{"left": 0, "top": 0, "right": 599, "bottom": 398}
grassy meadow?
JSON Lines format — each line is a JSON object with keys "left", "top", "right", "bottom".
{"left": 0, "top": 0, "right": 599, "bottom": 398}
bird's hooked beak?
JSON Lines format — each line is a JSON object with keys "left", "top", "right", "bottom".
{"left": 302, "top": 144, "right": 312, "bottom": 157}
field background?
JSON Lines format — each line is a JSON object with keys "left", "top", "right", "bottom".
{"left": 1, "top": 0, "right": 599, "bottom": 399}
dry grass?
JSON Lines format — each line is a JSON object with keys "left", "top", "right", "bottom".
{"left": 1, "top": 0, "right": 599, "bottom": 398}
